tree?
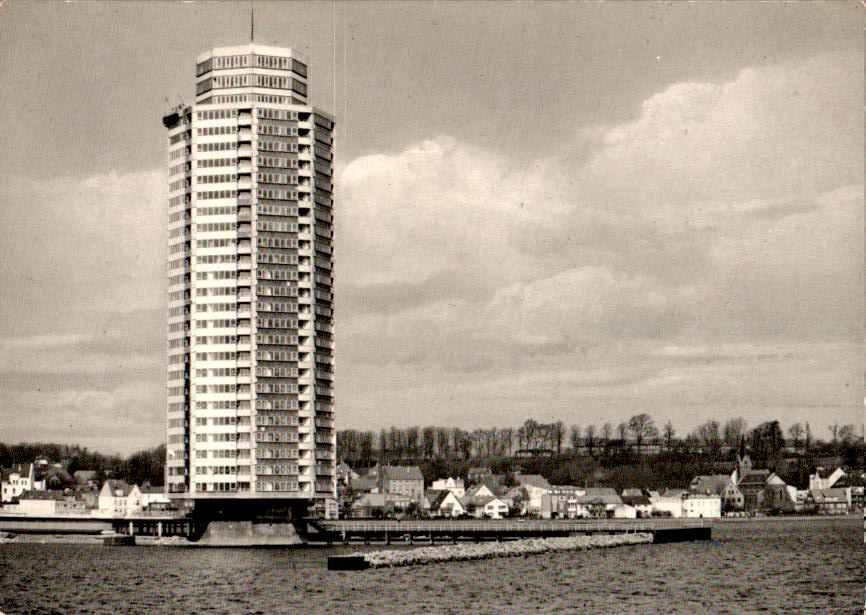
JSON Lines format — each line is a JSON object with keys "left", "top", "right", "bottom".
{"left": 459, "top": 430, "right": 473, "bottom": 460}
{"left": 696, "top": 420, "right": 721, "bottom": 458}
{"left": 422, "top": 427, "right": 436, "bottom": 460}
{"left": 584, "top": 425, "right": 596, "bottom": 456}
{"left": 829, "top": 424, "right": 840, "bottom": 457}
{"left": 787, "top": 423, "right": 804, "bottom": 453}
{"left": 391, "top": 427, "right": 406, "bottom": 462}
{"left": 569, "top": 424, "right": 581, "bottom": 456}
{"left": 359, "top": 432, "right": 374, "bottom": 467}
{"left": 601, "top": 423, "right": 613, "bottom": 451}
{"left": 378, "top": 429, "right": 388, "bottom": 462}
{"left": 523, "top": 419, "right": 539, "bottom": 450}
{"left": 839, "top": 424, "right": 856, "bottom": 445}
{"left": 436, "top": 427, "right": 450, "bottom": 459}
{"left": 723, "top": 417, "right": 747, "bottom": 451}
{"left": 552, "top": 421, "right": 565, "bottom": 455}
{"left": 662, "top": 421, "right": 675, "bottom": 451}
{"left": 406, "top": 426, "right": 420, "bottom": 460}
{"left": 501, "top": 428, "right": 513, "bottom": 457}
{"left": 616, "top": 422, "right": 628, "bottom": 443}
{"left": 628, "top": 413, "right": 658, "bottom": 454}
{"left": 749, "top": 421, "right": 785, "bottom": 467}
{"left": 471, "top": 429, "right": 486, "bottom": 458}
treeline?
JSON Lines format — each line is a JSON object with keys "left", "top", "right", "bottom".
{"left": 337, "top": 416, "right": 864, "bottom": 490}
{"left": 0, "top": 442, "right": 166, "bottom": 489}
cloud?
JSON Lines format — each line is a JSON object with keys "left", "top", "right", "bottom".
{"left": 334, "top": 53, "right": 862, "bottom": 432}
{"left": 0, "top": 170, "right": 166, "bottom": 453}
{"left": 0, "top": 53, "right": 860, "bottom": 449}
{"left": 0, "top": 169, "right": 166, "bottom": 334}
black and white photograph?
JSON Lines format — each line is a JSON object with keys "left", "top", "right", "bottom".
{"left": 0, "top": 2, "right": 862, "bottom": 613}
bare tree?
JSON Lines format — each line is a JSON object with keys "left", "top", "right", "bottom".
{"left": 723, "top": 417, "right": 747, "bottom": 451}
{"left": 501, "top": 427, "right": 513, "bottom": 457}
{"left": 378, "top": 429, "right": 388, "bottom": 462}
{"left": 389, "top": 426, "right": 402, "bottom": 463}
{"left": 628, "top": 413, "right": 658, "bottom": 454}
{"left": 584, "top": 425, "right": 596, "bottom": 456}
{"left": 662, "top": 421, "right": 675, "bottom": 451}
{"left": 523, "top": 419, "right": 539, "bottom": 450}
{"left": 697, "top": 420, "right": 721, "bottom": 457}
{"left": 787, "top": 423, "right": 804, "bottom": 452}
{"left": 569, "top": 424, "right": 581, "bottom": 456}
{"left": 616, "top": 421, "right": 628, "bottom": 443}
{"left": 839, "top": 424, "right": 856, "bottom": 445}
{"left": 552, "top": 421, "right": 565, "bottom": 454}
{"left": 436, "top": 427, "right": 449, "bottom": 459}
{"left": 601, "top": 422, "right": 613, "bottom": 451}
{"left": 359, "top": 431, "right": 374, "bottom": 466}
{"left": 422, "top": 427, "right": 435, "bottom": 460}
{"left": 829, "top": 424, "right": 840, "bottom": 456}
{"left": 459, "top": 430, "right": 473, "bottom": 460}
{"left": 406, "top": 426, "right": 420, "bottom": 460}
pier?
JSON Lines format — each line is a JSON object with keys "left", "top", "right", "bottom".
{"left": 310, "top": 518, "right": 711, "bottom": 546}
{"left": 0, "top": 514, "right": 196, "bottom": 539}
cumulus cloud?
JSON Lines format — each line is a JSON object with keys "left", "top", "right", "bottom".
{"left": 335, "top": 53, "right": 862, "bottom": 432}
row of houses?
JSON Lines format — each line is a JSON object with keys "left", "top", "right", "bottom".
{"left": 339, "top": 455, "right": 863, "bottom": 520}
{"left": 689, "top": 456, "right": 862, "bottom": 516}
{"left": 1, "top": 465, "right": 169, "bottom": 519}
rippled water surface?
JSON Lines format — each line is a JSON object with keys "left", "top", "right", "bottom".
{"left": 0, "top": 517, "right": 860, "bottom": 614}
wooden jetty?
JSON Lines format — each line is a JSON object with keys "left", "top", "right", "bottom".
{"left": 311, "top": 518, "right": 711, "bottom": 547}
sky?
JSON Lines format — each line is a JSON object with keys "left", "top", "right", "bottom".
{"left": 0, "top": 2, "right": 862, "bottom": 455}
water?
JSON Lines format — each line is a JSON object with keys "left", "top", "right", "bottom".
{"left": 0, "top": 517, "right": 860, "bottom": 614}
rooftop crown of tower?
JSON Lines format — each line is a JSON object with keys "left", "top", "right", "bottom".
{"left": 195, "top": 44, "right": 308, "bottom": 105}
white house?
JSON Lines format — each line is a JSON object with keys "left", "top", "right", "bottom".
{"left": 431, "top": 477, "right": 466, "bottom": 498}
{"left": 139, "top": 482, "right": 170, "bottom": 510}
{"left": 809, "top": 467, "right": 846, "bottom": 491}
{"left": 651, "top": 494, "right": 684, "bottom": 518}
{"left": 515, "top": 474, "right": 552, "bottom": 515}
{"left": 430, "top": 490, "right": 466, "bottom": 518}
{"left": 478, "top": 496, "right": 510, "bottom": 519}
{"left": 570, "top": 489, "right": 624, "bottom": 519}
{"left": 613, "top": 503, "right": 637, "bottom": 518}
{"left": 682, "top": 494, "right": 721, "bottom": 518}
{"left": 2, "top": 490, "right": 64, "bottom": 516}
{"left": 1, "top": 464, "right": 45, "bottom": 503}
{"left": 98, "top": 480, "right": 142, "bottom": 517}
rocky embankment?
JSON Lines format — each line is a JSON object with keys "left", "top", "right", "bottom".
{"left": 362, "top": 532, "right": 653, "bottom": 568}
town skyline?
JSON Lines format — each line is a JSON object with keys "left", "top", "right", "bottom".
{"left": 0, "top": 2, "right": 863, "bottom": 455}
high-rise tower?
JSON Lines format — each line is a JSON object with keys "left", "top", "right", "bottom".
{"left": 162, "top": 44, "right": 335, "bottom": 518}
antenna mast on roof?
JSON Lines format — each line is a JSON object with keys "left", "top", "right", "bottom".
{"left": 250, "top": 0, "right": 254, "bottom": 43}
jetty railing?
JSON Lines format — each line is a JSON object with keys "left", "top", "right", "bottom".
{"left": 321, "top": 518, "right": 709, "bottom": 534}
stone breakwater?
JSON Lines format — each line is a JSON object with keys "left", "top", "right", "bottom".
{"left": 362, "top": 532, "right": 653, "bottom": 568}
